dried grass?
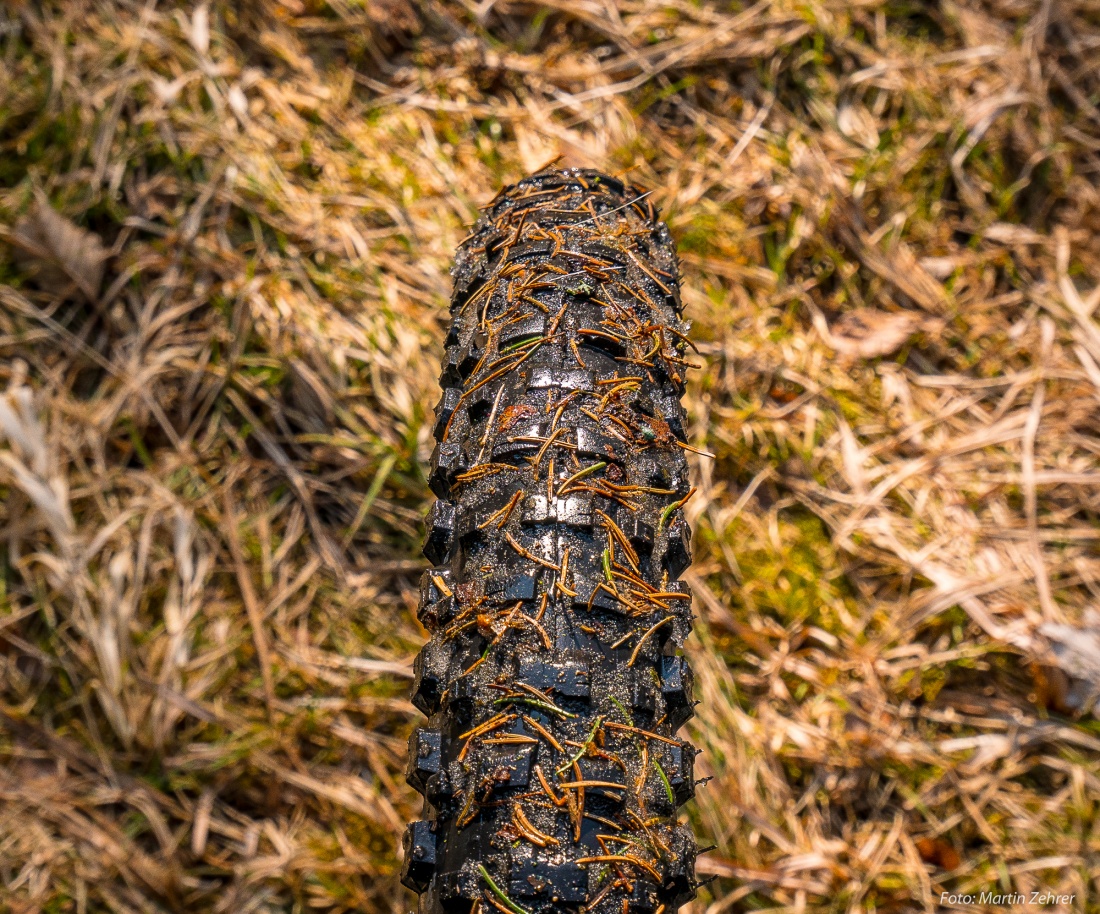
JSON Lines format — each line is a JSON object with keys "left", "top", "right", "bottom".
{"left": 1, "top": 0, "right": 1099, "bottom": 910}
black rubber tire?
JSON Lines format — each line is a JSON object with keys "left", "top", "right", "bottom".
{"left": 403, "top": 168, "right": 698, "bottom": 914}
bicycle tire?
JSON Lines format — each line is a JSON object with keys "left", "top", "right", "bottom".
{"left": 403, "top": 168, "right": 698, "bottom": 914}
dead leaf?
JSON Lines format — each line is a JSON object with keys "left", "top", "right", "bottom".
{"left": 918, "top": 256, "right": 961, "bottom": 279}
{"left": 915, "top": 837, "right": 961, "bottom": 870}
{"left": 9, "top": 192, "right": 107, "bottom": 301}
{"left": 227, "top": 84, "right": 248, "bottom": 121}
{"left": 983, "top": 222, "right": 1045, "bottom": 246}
{"left": 821, "top": 308, "right": 935, "bottom": 359}
{"left": 837, "top": 102, "right": 880, "bottom": 150}
{"left": 497, "top": 403, "right": 537, "bottom": 432}
{"left": 1029, "top": 663, "right": 1077, "bottom": 716}
{"left": 838, "top": 418, "right": 868, "bottom": 495}
{"left": 1038, "top": 610, "right": 1100, "bottom": 713}
{"left": 190, "top": 3, "right": 210, "bottom": 56}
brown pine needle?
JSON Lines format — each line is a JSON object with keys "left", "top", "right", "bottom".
{"left": 627, "top": 616, "right": 673, "bottom": 666}
{"left": 575, "top": 855, "right": 663, "bottom": 882}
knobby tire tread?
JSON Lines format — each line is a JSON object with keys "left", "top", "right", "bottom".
{"left": 403, "top": 169, "right": 699, "bottom": 914}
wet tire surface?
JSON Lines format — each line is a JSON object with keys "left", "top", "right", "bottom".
{"left": 404, "top": 169, "right": 699, "bottom": 914}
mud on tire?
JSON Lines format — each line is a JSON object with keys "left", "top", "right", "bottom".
{"left": 404, "top": 169, "right": 700, "bottom": 914}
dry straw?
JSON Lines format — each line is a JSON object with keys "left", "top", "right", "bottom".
{"left": 1, "top": 0, "right": 1098, "bottom": 911}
